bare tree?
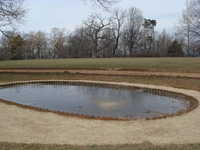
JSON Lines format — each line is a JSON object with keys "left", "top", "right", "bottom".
{"left": 66, "top": 27, "right": 93, "bottom": 58}
{"left": 179, "top": 0, "right": 200, "bottom": 56}
{"left": 84, "top": 14, "right": 111, "bottom": 57}
{"left": 24, "top": 31, "right": 48, "bottom": 59}
{"left": 99, "top": 27, "right": 115, "bottom": 57}
{"left": 23, "top": 32, "right": 36, "bottom": 59}
{"left": 111, "top": 8, "right": 126, "bottom": 56}
{"left": 50, "top": 28, "right": 68, "bottom": 58}
{"left": 122, "top": 7, "right": 143, "bottom": 56}
{"left": 156, "top": 30, "right": 173, "bottom": 56}
{"left": 0, "top": 0, "right": 25, "bottom": 35}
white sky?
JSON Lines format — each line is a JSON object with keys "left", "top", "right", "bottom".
{"left": 19, "top": 0, "right": 187, "bottom": 33}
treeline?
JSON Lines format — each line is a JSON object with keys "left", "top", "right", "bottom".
{"left": 0, "top": 6, "right": 199, "bottom": 60}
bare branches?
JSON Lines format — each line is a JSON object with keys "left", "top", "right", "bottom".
{"left": 96, "top": 0, "right": 117, "bottom": 8}
{"left": 111, "top": 8, "right": 126, "bottom": 55}
{"left": 0, "top": 0, "right": 25, "bottom": 36}
{"left": 84, "top": 14, "right": 112, "bottom": 57}
{"left": 86, "top": 0, "right": 119, "bottom": 9}
{"left": 179, "top": 0, "right": 200, "bottom": 55}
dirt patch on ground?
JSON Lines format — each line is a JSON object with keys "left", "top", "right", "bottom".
{"left": 0, "top": 69, "right": 199, "bottom": 79}
{"left": 0, "top": 80, "right": 200, "bottom": 145}
{"left": 67, "top": 70, "right": 200, "bottom": 79}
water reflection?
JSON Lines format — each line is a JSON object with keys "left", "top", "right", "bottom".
{"left": 0, "top": 83, "right": 189, "bottom": 119}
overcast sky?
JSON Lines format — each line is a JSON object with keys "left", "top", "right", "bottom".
{"left": 20, "top": 0, "right": 186, "bottom": 33}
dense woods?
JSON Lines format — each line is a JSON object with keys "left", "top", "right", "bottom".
{"left": 0, "top": 0, "right": 200, "bottom": 60}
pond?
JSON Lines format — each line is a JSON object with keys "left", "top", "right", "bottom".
{"left": 0, "top": 82, "right": 190, "bottom": 119}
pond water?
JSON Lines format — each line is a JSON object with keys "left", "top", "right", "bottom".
{"left": 0, "top": 83, "right": 190, "bottom": 119}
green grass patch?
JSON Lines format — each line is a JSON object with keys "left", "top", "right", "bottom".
{"left": 0, "top": 58, "right": 199, "bottom": 72}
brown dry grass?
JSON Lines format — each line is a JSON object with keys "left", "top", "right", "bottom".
{"left": 0, "top": 73, "right": 199, "bottom": 91}
{"left": 1, "top": 142, "right": 200, "bottom": 150}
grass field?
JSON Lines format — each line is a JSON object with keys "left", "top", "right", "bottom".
{"left": 0, "top": 57, "right": 199, "bottom": 72}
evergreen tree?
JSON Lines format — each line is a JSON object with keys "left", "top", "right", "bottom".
{"left": 168, "top": 40, "right": 184, "bottom": 57}
{"left": 8, "top": 35, "right": 24, "bottom": 60}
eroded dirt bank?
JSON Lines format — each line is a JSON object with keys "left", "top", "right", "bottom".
{"left": 0, "top": 69, "right": 199, "bottom": 79}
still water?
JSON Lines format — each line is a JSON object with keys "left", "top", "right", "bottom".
{"left": 0, "top": 83, "right": 189, "bottom": 119}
